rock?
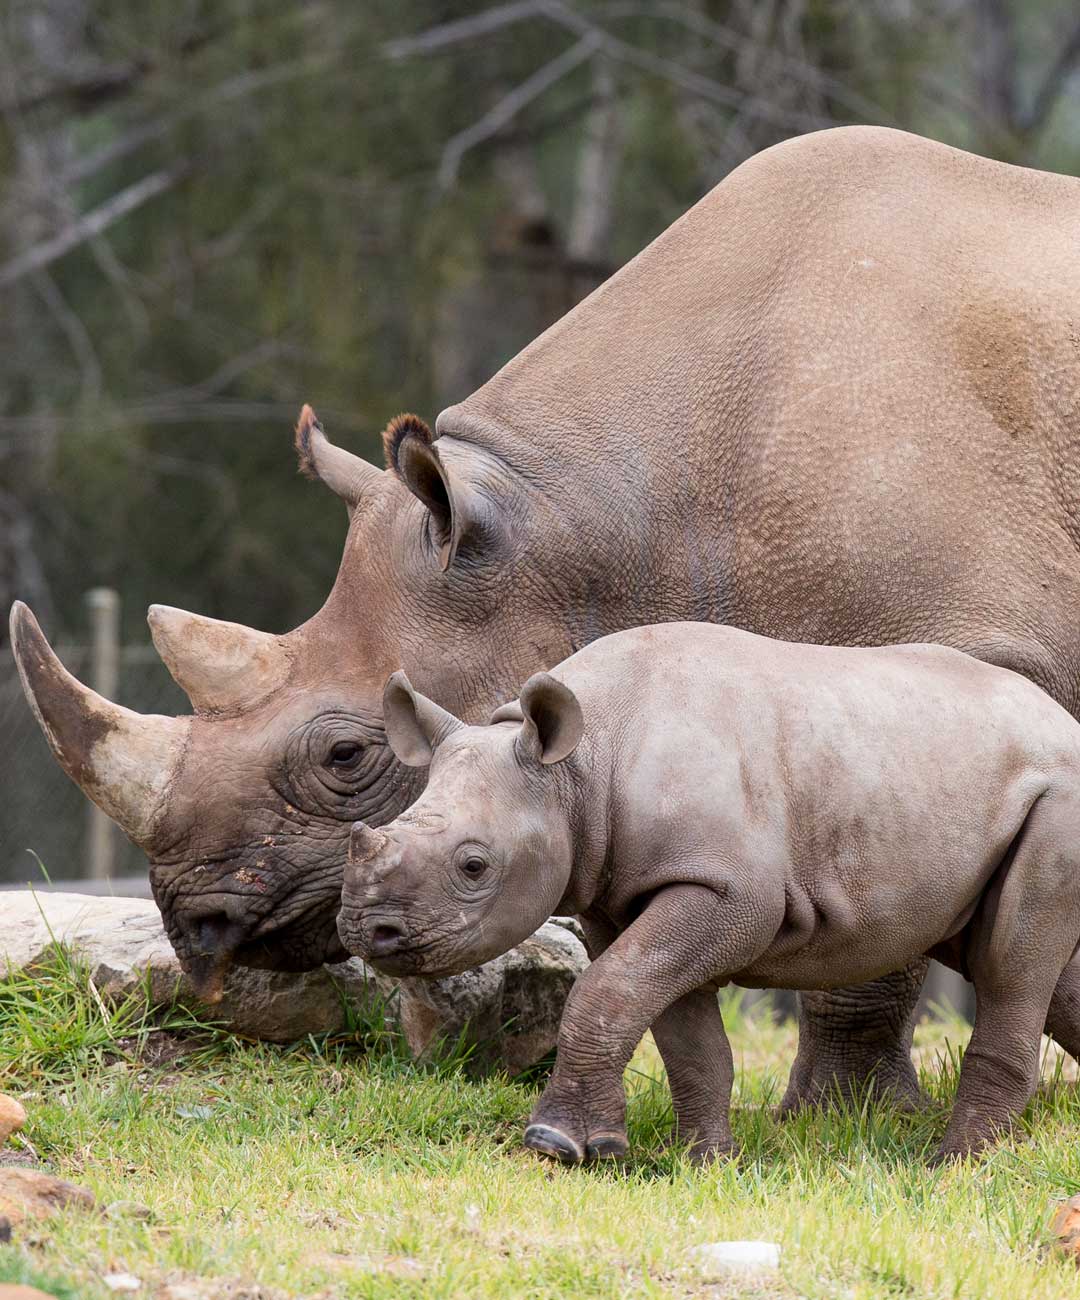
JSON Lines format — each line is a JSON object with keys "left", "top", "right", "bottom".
{"left": 686, "top": 1241, "right": 782, "bottom": 1278}
{"left": 1052, "top": 1194, "right": 1080, "bottom": 1261}
{"left": 361, "top": 920, "right": 588, "bottom": 1073}
{"left": 0, "top": 1095, "right": 26, "bottom": 1146}
{"left": 0, "top": 1168, "right": 97, "bottom": 1227}
{"left": 0, "top": 892, "right": 589, "bottom": 1071}
{"left": 105, "top": 1199, "right": 153, "bottom": 1221}
{"left": 102, "top": 1275, "right": 142, "bottom": 1293}
{"left": 0, "top": 893, "right": 354, "bottom": 1044}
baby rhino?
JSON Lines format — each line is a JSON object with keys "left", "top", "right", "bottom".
{"left": 338, "top": 623, "right": 1080, "bottom": 1164}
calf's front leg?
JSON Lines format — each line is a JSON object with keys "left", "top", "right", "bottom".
{"left": 525, "top": 881, "right": 770, "bottom": 1164}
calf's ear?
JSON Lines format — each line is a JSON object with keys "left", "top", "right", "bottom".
{"left": 516, "top": 673, "right": 584, "bottom": 766}
{"left": 383, "top": 670, "right": 464, "bottom": 766}
{"left": 386, "top": 416, "right": 490, "bottom": 571}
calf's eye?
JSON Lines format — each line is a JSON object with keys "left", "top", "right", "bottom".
{"left": 461, "top": 856, "right": 488, "bottom": 879}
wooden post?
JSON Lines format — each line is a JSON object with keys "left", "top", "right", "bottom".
{"left": 85, "top": 587, "right": 120, "bottom": 881}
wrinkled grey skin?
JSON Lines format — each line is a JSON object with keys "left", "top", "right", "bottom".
{"left": 13, "top": 124, "right": 1080, "bottom": 1105}
{"left": 339, "top": 624, "right": 1080, "bottom": 1164}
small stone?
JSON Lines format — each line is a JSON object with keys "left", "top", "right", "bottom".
{"left": 105, "top": 1200, "right": 153, "bottom": 1221}
{"left": 0, "top": 1169, "right": 97, "bottom": 1226}
{"left": 1052, "top": 1194, "right": 1080, "bottom": 1260}
{"left": 102, "top": 1275, "right": 142, "bottom": 1293}
{"left": 0, "top": 1096, "right": 26, "bottom": 1147}
{"left": 686, "top": 1240, "right": 781, "bottom": 1278}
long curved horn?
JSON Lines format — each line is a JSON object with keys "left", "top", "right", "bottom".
{"left": 294, "top": 404, "right": 381, "bottom": 511}
{"left": 9, "top": 602, "right": 190, "bottom": 846}
{"left": 147, "top": 605, "right": 290, "bottom": 714}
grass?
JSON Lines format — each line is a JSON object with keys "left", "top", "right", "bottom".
{"left": 1, "top": 956, "right": 1080, "bottom": 1299}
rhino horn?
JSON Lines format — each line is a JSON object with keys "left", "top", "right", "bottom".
{"left": 9, "top": 602, "right": 190, "bottom": 846}
{"left": 294, "top": 403, "right": 381, "bottom": 512}
{"left": 147, "top": 605, "right": 290, "bottom": 714}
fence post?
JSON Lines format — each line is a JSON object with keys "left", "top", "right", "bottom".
{"left": 85, "top": 587, "right": 120, "bottom": 881}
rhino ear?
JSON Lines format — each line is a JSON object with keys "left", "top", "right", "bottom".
{"left": 382, "top": 670, "right": 464, "bottom": 766}
{"left": 295, "top": 404, "right": 381, "bottom": 515}
{"left": 385, "top": 416, "right": 486, "bottom": 571}
{"left": 516, "top": 673, "right": 584, "bottom": 766}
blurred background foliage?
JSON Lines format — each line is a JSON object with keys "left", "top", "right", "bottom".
{"left": 3, "top": 0, "right": 1080, "bottom": 645}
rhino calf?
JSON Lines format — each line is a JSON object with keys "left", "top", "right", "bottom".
{"left": 338, "top": 623, "right": 1080, "bottom": 1163}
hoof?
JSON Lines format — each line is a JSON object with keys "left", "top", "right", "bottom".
{"left": 585, "top": 1131, "right": 628, "bottom": 1162}
{"left": 524, "top": 1123, "right": 583, "bottom": 1164}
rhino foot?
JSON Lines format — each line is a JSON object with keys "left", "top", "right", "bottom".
{"left": 779, "top": 964, "right": 927, "bottom": 1116}
{"left": 523, "top": 1123, "right": 628, "bottom": 1165}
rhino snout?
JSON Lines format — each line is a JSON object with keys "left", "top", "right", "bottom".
{"left": 349, "top": 820, "right": 390, "bottom": 866}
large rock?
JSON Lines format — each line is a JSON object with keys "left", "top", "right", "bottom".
{"left": 0, "top": 892, "right": 351, "bottom": 1043}
{"left": 0, "top": 892, "right": 587, "bottom": 1070}
{"left": 357, "top": 919, "right": 588, "bottom": 1073}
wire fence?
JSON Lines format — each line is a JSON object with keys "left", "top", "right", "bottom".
{"left": 1, "top": 616, "right": 187, "bottom": 888}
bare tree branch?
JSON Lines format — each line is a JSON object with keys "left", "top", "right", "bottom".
{"left": 31, "top": 271, "right": 103, "bottom": 406}
{"left": 383, "top": 2, "right": 545, "bottom": 59}
{"left": 398, "top": 0, "right": 838, "bottom": 143}
{"left": 438, "top": 34, "right": 601, "bottom": 187}
{"left": 567, "top": 57, "right": 622, "bottom": 262}
{"left": 1022, "top": 14, "right": 1080, "bottom": 134}
{"left": 598, "top": 0, "right": 895, "bottom": 127}
{"left": 0, "top": 166, "right": 185, "bottom": 290}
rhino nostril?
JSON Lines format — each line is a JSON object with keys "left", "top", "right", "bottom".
{"left": 369, "top": 922, "right": 406, "bottom": 956}
{"left": 193, "top": 912, "right": 245, "bottom": 956}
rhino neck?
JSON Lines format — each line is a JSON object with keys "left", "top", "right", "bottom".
{"left": 553, "top": 726, "right": 617, "bottom": 918}
{"left": 439, "top": 409, "right": 735, "bottom": 648}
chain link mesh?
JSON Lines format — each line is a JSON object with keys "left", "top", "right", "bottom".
{"left": 0, "top": 642, "right": 188, "bottom": 886}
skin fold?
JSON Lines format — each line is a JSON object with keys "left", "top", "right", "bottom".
{"left": 339, "top": 624, "right": 1080, "bottom": 1164}
{"left": 12, "top": 125, "right": 1080, "bottom": 1104}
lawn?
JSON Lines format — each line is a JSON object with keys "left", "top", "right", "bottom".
{"left": 1, "top": 952, "right": 1079, "bottom": 1299}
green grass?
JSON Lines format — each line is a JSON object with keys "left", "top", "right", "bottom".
{"left": 2, "top": 958, "right": 1079, "bottom": 1299}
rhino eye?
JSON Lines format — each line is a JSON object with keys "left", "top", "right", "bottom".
{"left": 461, "top": 855, "right": 487, "bottom": 879}
{"left": 328, "top": 741, "right": 363, "bottom": 768}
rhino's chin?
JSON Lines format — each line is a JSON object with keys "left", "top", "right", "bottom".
{"left": 171, "top": 908, "right": 348, "bottom": 990}
{"left": 366, "top": 949, "right": 430, "bottom": 978}
{"left": 231, "top": 928, "right": 348, "bottom": 972}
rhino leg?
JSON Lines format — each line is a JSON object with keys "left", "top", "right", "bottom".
{"left": 935, "top": 794, "right": 1080, "bottom": 1160}
{"left": 780, "top": 961, "right": 928, "bottom": 1115}
{"left": 1045, "top": 952, "right": 1080, "bottom": 1059}
{"left": 651, "top": 986, "right": 736, "bottom": 1163}
{"left": 526, "top": 884, "right": 763, "bottom": 1165}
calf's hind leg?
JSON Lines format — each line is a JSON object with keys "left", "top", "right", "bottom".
{"left": 651, "top": 986, "right": 736, "bottom": 1163}
{"left": 937, "top": 794, "right": 1080, "bottom": 1160}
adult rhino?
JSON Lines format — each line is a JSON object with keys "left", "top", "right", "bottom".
{"left": 12, "top": 125, "right": 1080, "bottom": 1111}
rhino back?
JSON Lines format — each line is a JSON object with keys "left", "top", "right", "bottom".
{"left": 440, "top": 126, "right": 1080, "bottom": 707}
{"left": 556, "top": 623, "right": 1079, "bottom": 968}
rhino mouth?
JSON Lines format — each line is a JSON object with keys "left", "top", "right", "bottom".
{"left": 171, "top": 900, "right": 348, "bottom": 999}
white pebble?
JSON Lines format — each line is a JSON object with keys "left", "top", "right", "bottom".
{"left": 102, "top": 1274, "right": 143, "bottom": 1293}
{"left": 687, "top": 1240, "right": 781, "bottom": 1277}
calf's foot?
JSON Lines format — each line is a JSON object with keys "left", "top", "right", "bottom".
{"left": 780, "top": 962, "right": 927, "bottom": 1115}
{"left": 525, "top": 1079, "right": 628, "bottom": 1164}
